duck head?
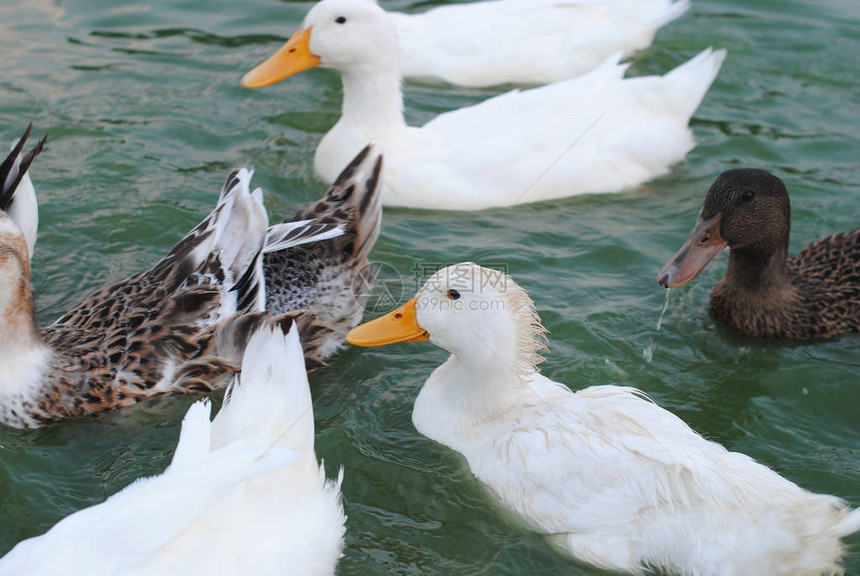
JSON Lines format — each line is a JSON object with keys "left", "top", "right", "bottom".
{"left": 242, "top": 0, "right": 398, "bottom": 88}
{"left": 347, "top": 262, "right": 547, "bottom": 376}
{"left": 658, "top": 169, "right": 791, "bottom": 288}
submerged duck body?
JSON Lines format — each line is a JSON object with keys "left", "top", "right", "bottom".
{"left": 242, "top": 0, "right": 725, "bottom": 211}
{"left": 0, "top": 323, "right": 346, "bottom": 576}
{"left": 659, "top": 169, "right": 860, "bottom": 338}
{"left": 347, "top": 262, "right": 860, "bottom": 575}
{"left": 380, "top": 0, "right": 689, "bottom": 87}
{"left": 0, "top": 157, "right": 339, "bottom": 428}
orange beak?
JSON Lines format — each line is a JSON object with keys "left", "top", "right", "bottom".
{"left": 241, "top": 27, "right": 321, "bottom": 89}
{"left": 346, "top": 297, "right": 430, "bottom": 347}
{"left": 658, "top": 215, "right": 727, "bottom": 288}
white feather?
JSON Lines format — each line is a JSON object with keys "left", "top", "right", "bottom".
{"left": 0, "top": 323, "right": 346, "bottom": 576}
{"left": 374, "top": 0, "right": 689, "bottom": 87}
{"left": 264, "top": 220, "right": 346, "bottom": 254}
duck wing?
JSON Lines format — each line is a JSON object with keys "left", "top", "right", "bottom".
{"left": 789, "top": 227, "right": 860, "bottom": 336}
{"left": 393, "top": 0, "right": 689, "bottom": 87}
{"left": 476, "top": 382, "right": 855, "bottom": 573}
{"left": 264, "top": 145, "right": 383, "bottom": 357}
{"left": 386, "top": 48, "right": 724, "bottom": 209}
{"left": 32, "top": 170, "right": 274, "bottom": 420}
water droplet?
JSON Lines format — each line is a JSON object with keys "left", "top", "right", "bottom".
{"left": 644, "top": 289, "right": 672, "bottom": 363}
{"left": 656, "top": 288, "right": 672, "bottom": 331}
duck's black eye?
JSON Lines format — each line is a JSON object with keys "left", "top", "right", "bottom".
{"left": 335, "top": 16, "right": 347, "bottom": 24}
{"left": 740, "top": 190, "right": 755, "bottom": 202}
{"left": 447, "top": 289, "right": 461, "bottom": 300}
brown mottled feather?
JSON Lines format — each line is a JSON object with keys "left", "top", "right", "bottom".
{"left": 710, "top": 228, "right": 860, "bottom": 339}
{"left": 0, "top": 166, "right": 332, "bottom": 428}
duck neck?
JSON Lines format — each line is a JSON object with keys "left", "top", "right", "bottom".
{"left": 0, "top": 274, "right": 50, "bottom": 407}
{"left": 413, "top": 351, "right": 531, "bottom": 447}
{"left": 724, "top": 244, "right": 791, "bottom": 294}
{"left": 340, "top": 67, "right": 406, "bottom": 133}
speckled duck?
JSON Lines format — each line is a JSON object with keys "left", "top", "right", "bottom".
{"left": 0, "top": 131, "right": 352, "bottom": 428}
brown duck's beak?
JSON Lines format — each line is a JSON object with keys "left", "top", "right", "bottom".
{"left": 658, "top": 215, "right": 727, "bottom": 288}
{"left": 241, "top": 27, "right": 321, "bottom": 89}
{"left": 346, "top": 297, "right": 430, "bottom": 347}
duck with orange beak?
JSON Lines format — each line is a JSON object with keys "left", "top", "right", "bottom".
{"left": 346, "top": 261, "right": 860, "bottom": 575}
{"left": 245, "top": 0, "right": 689, "bottom": 89}
{"left": 241, "top": 0, "right": 726, "bottom": 211}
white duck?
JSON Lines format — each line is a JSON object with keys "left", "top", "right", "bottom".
{"left": 1, "top": 123, "right": 45, "bottom": 261}
{"left": 347, "top": 262, "right": 860, "bottom": 575}
{"left": 0, "top": 322, "right": 346, "bottom": 576}
{"left": 351, "top": 0, "right": 688, "bottom": 87}
{"left": 241, "top": 0, "right": 725, "bottom": 211}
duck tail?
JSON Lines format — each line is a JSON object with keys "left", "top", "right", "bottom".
{"left": 0, "top": 123, "right": 46, "bottom": 211}
{"left": 168, "top": 399, "right": 213, "bottom": 469}
{"left": 657, "top": 0, "right": 690, "bottom": 28}
{"left": 662, "top": 47, "right": 727, "bottom": 119}
{"left": 0, "top": 124, "right": 46, "bottom": 260}
{"left": 211, "top": 320, "right": 316, "bottom": 454}
{"left": 833, "top": 507, "right": 860, "bottom": 538}
{"left": 209, "top": 310, "right": 334, "bottom": 372}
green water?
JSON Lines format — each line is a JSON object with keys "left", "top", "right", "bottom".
{"left": 1, "top": 0, "right": 859, "bottom": 573}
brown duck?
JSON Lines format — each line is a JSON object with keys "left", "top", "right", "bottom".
{"left": 658, "top": 168, "right": 860, "bottom": 339}
{"left": 0, "top": 128, "right": 386, "bottom": 428}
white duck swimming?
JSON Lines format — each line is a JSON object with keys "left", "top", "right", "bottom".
{"left": 241, "top": 0, "right": 725, "bottom": 211}
{"left": 0, "top": 322, "right": 346, "bottom": 576}
{"left": 347, "top": 262, "right": 860, "bottom": 575}
{"left": 1, "top": 123, "right": 45, "bottom": 261}
{"left": 339, "top": 0, "right": 688, "bottom": 87}
{"left": 0, "top": 144, "right": 343, "bottom": 428}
